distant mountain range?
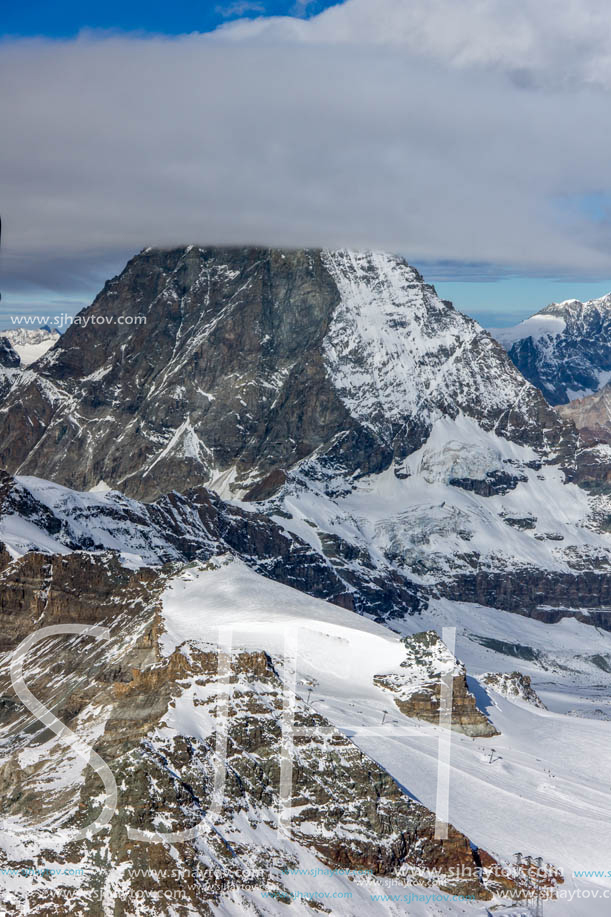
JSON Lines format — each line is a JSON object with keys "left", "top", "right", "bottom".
{"left": 491, "top": 293, "right": 611, "bottom": 405}
{"left": 0, "top": 325, "right": 59, "bottom": 365}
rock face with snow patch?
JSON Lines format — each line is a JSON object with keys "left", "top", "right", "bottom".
{"left": 558, "top": 383, "right": 611, "bottom": 446}
{"left": 492, "top": 295, "right": 611, "bottom": 406}
{"left": 375, "top": 631, "right": 498, "bottom": 737}
{"left": 0, "top": 558, "right": 513, "bottom": 913}
{"left": 480, "top": 671, "right": 546, "bottom": 708}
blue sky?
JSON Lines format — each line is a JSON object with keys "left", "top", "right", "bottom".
{"left": 3, "top": 0, "right": 611, "bottom": 330}
{"left": 432, "top": 276, "right": 611, "bottom": 328}
{"left": 1, "top": 1, "right": 333, "bottom": 39}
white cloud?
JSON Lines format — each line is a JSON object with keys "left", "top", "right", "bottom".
{"left": 215, "top": 1, "right": 265, "bottom": 19}
{"left": 219, "top": 0, "right": 611, "bottom": 91}
{"left": 290, "top": 0, "right": 319, "bottom": 17}
{"left": 2, "top": 1, "right": 611, "bottom": 301}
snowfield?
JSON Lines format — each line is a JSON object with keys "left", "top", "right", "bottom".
{"left": 490, "top": 314, "right": 567, "bottom": 348}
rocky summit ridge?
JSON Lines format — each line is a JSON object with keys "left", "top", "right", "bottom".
{"left": 0, "top": 246, "right": 583, "bottom": 501}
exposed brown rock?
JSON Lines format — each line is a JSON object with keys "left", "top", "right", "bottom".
{"left": 0, "top": 567, "right": 515, "bottom": 914}
{"left": 374, "top": 631, "right": 498, "bottom": 737}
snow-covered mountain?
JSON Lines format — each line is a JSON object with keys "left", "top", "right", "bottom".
{"left": 0, "top": 326, "right": 59, "bottom": 366}
{"left": 491, "top": 294, "right": 611, "bottom": 405}
{"left": 1, "top": 248, "right": 610, "bottom": 622}
{"left": 1, "top": 247, "right": 611, "bottom": 915}
{"left": 0, "top": 247, "right": 582, "bottom": 500}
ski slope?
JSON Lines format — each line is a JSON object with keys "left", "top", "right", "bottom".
{"left": 160, "top": 558, "right": 611, "bottom": 915}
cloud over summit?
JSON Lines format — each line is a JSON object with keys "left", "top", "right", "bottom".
{"left": 2, "top": 0, "right": 611, "bottom": 303}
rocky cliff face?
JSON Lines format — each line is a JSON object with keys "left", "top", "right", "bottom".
{"left": 558, "top": 383, "right": 611, "bottom": 446}
{"left": 0, "top": 338, "right": 20, "bottom": 369}
{"left": 0, "top": 248, "right": 353, "bottom": 501}
{"left": 0, "top": 247, "right": 578, "bottom": 502}
{"left": 492, "top": 294, "right": 611, "bottom": 406}
{"left": 440, "top": 567, "right": 611, "bottom": 629}
{"left": 0, "top": 337, "right": 20, "bottom": 403}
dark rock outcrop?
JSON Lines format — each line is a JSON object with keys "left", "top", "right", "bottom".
{"left": 0, "top": 336, "right": 21, "bottom": 403}
{"left": 0, "top": 337, "right": 20, "bottom": 369}
{"left": 480, "top": 671, "right": 546, "bottom": 708}
{"left": 441, "top": 568, "right": 611, "bottom": 630}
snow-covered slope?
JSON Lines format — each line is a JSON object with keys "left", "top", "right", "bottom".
{"left": 4, "top": 429, "right": 611, "bottom": 630}
{"left": 262, "top": 411, "right": 611, "bottom": 626}
{"left": 0, "top": 545, "right": 608, "bottom": 913}
{"left": 322, "top": 250, "right": 555, "bottom": 452}
{"left": 0, "top": 554, "right": 520, "bottom": 915}
{"left": 491, "top": 294, "right": 611, "bottom": 405}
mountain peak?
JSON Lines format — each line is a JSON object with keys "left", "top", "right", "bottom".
{"left": 1, "top": 326, "right": 60, "bottom": 366}
{"left": 0, "top": 245, "right": 571, "bottom": 502}
{"left": 493, "top": 293, "right": 611, "bottom": 405}
{"left": 541, "top": 291, "right": 611, "bottom": 317}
